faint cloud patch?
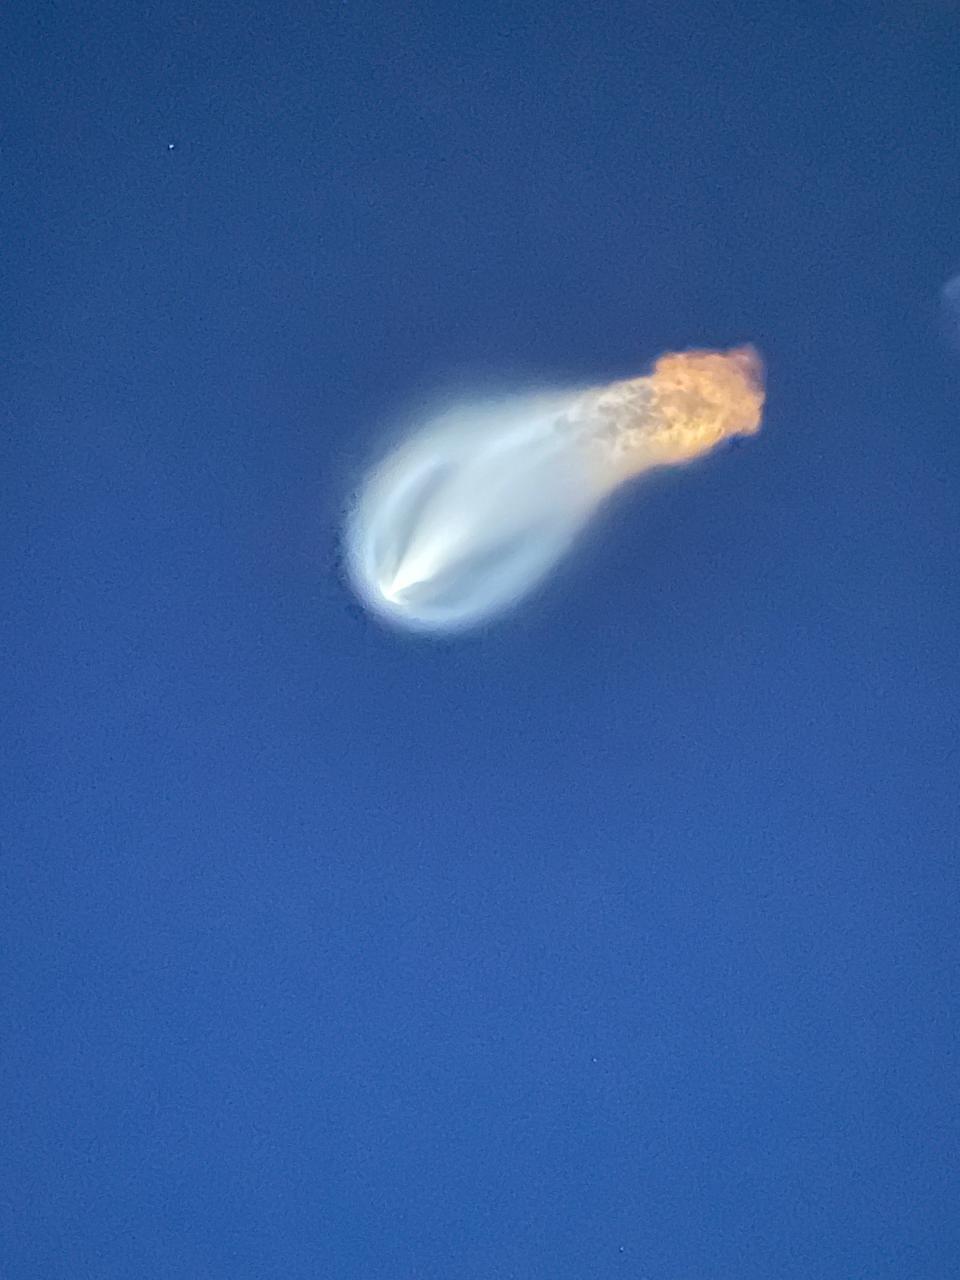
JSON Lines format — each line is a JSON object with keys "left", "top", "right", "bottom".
{"left": 940, "top": 273, "right": 960, "bottom": 349}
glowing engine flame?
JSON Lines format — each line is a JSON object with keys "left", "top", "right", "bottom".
{"left": 345, "top": 346, "right": 765, "bottom": 633}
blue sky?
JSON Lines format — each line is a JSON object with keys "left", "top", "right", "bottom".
{"left": 2, "top": 1, "right": 959, "bottom": 1276}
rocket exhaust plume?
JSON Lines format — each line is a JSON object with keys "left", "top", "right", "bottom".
{"left": 345, "top": 346, "right": 764, "bottom": 633}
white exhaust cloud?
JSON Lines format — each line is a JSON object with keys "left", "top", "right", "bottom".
{"left": 344, "top": 346, "right": 765, "bottom": 633}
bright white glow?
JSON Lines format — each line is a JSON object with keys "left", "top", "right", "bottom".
{"left": 344, "top": 347, "right": 765, "bottom": 633}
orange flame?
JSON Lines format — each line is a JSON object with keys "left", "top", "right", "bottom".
{"left": 585, "top": 345, "right": 765, "bottom": 479}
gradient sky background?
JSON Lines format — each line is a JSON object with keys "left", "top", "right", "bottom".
{"left": 3, "top": 2, "right": 960, "bottom": 1277}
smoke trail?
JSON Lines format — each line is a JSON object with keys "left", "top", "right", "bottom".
{"left": 344, "top": 346, "right": 764, "bottom": 633}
